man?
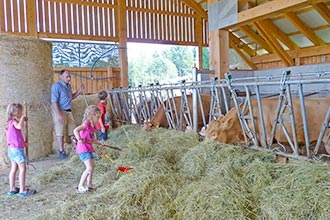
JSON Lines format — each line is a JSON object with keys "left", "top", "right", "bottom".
{"left": 51, "top": 69, "right": 85, "bottom": 160}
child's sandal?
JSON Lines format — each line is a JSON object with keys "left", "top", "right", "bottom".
{"left": 17, "top": 189, "right": 37, "bottom": 197}
{"left": 7, "top": 187, "right": 19, "bottom": 196}
{"left": 76, "top": 186, "right": 88, "bottom": 194}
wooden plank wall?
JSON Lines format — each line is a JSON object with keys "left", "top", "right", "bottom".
{"left": 126, "top": 0, "right": 200, "bottom": 46}
{"left": 0, "top": 0, "right": 207, "bottom": 46}
{"left": 36, "top": 0, "right": 118, "bottom": 41}
{"left": 53, "top": 67, "right": 121, "bottom": 94}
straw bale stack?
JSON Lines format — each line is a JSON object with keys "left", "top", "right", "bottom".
{"left": 0, "top": 34, "right": 53, "bottom": 167}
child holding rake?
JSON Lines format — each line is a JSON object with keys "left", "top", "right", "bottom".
{"left": 6, "top": 103, "right": 36, "bottom": 197}
{"left": 95, "top": 90, "right": 110, "bottom": 141}
{"left": 73, "top": 105, "right": 102, "bottom": 194}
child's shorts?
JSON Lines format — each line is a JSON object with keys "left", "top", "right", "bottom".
{"left": 8, "top": 147, "right": 26, "bottom": 164}
{"left": 78, "top": 152, "right": 94, "bottom": 161}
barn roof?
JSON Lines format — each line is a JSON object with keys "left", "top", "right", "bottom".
{"left": 188, "top": 0, "right": 330, "bottom": 69}
{"left": 0, "top": 0, "right": 330, "bottom": 71}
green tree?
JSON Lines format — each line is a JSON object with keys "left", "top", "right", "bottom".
{"left": 146, "top": 52, "right": 177, "bottom": 84}
{"left": 202, "top": 47, "right": 209, "bottom": 69}
{"left": 128, "top": 50, "right": 176, "bottom": 86}
{"left": 162, "top": 46, "right": 194, "bottom": 76}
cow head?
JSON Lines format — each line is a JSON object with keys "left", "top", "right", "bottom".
{"left": 143, "top": 120, "right": 159, "bottom": 132}
{"left": 205, "top": 108, "right": 244, "bottom": 144}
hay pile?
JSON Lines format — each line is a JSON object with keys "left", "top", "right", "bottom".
{"left": 1, "top": 125, "right": 330, "bottom": 220}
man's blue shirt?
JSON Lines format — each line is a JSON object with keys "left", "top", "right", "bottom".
{"left": 51, "top": 80, "right": 73, "bottom": 110}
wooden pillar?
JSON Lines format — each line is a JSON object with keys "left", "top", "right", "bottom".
{"left": 195, "top": 15, "right": 203, "bottom": 69}
{"left": 118, "top": 0, "right": 128, "bottom": 88}
{"left": 208, "top": 0, "right": 230, "bottom": 79}
{"left": 26, "top": 0, "right": 37, "bottom": 36}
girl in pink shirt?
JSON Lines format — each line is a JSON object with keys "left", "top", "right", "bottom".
{"left": 73, "top": 105, "right": 102, "bottom": 194}
{"left": 6, "top": 103, "right": 36, "bottom": 197}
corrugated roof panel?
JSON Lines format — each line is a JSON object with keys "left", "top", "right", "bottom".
{"left": 233, "top": 30, "right": 246, "bottom": 38}
{"left": 316, "top": 28, "right": 330, "bottom": 43}
{"left": 241, "top": 37, "right": 253, "bottom": 44}
{"left": 289, "top": 34, "right": 314, "bottom": 47}
{"left": 256, "top": 48, "right": 268, "bottom": 56}
{"left": 273, "top": 18, "right": 298, "bottom": 34}
{"left": 298, "top": 10, "right": 328, "bottom": 28}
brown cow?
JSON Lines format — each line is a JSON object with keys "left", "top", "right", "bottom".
{"left": 144, "top": 94, "right": 211, "bottom": 132}
{"left": 205, "top": 97, "right": 330, "bottom": 154}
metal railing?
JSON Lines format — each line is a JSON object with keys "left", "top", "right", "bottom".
{"left": 106, "top": 69, "right": 330, "bottom": 159}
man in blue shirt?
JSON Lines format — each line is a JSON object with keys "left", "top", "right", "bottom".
{"left": 51, "top": 69, "right": 85, "bottom": 160}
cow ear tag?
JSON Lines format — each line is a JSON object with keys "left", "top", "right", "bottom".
{"left": 222, "top": 117, "right": 233, "bottom": 131}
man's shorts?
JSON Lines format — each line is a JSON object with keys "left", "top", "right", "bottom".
{"left": 51, "top": 107, "right": 76, "bottom": 137}
{"left": 78, "top": 152, "right": 94, "bottom": 161}
{"left": 8, "top": 147, "right": 26, "bottom": 164}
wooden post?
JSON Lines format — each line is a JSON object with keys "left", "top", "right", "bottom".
{"left": 26, "top": 0, "right": 37, "bottom": 36}
{"left": 208, "top": 0, "right": 230, "bottom": 79}
{"left": 195, "top": 15, "right": 203, "bottom": 69}
{"left": 118, "top": 0, "right": 128, "bottom": 88}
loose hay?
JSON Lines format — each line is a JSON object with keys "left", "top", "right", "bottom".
{"left": 2, "top": 125, "right": 330, "bottom": 220}
{"left": 256, "top": 161, "right": 330, "bottom": 219}
{"left": 179, "top": 140, "right": 276, "bottom": 177}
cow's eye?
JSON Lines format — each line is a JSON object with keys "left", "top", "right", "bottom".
{"left": 211, "top": 132, "right": 217, "bottom": 139}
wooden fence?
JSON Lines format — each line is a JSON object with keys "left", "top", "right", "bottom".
{"left": 53, "top": 67, "right": 121, "bottom": 94}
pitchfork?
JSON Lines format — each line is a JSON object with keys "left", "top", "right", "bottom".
{"left": 24, "top": 103, "right": 36, "bottom": 170}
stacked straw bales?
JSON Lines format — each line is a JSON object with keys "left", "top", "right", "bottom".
{"left": 0, "top": 34, "right": 53, "bottom": 167}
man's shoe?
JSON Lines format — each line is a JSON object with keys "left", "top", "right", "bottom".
{"left": 59, "top": 151, "right": 68, "bottom": 160}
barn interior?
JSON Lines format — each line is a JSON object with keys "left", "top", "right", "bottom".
{"left": 1, "top": 1, "right": 330, "bottom": 219}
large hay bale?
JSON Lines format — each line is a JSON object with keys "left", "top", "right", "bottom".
{"left": 0, "top": 34, "right": 53, "bottom": 167}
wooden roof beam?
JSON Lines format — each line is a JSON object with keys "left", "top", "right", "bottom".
{"left": 254, "top": 21, "right": 294, "bottom": 66}
{"left": 240, "top": 25, "right": 273, "bottom": 53}
{"left": 285, "top": 11, "right": 325, "bottom": 46}
{"left": 313, "top": 2, "right": 330, "bottom": 24}
{"left": 229, "top": 31, "right": 256, "bottom": 56}
{"left": 262, "top": 19, "right": 298, "bottom": 50}
{"left": 238, "top": 0, "right": 250, "bottom": 12}
{"left": 229, "top": 39, "right": 257, "bottom": 70}
{"left": 226, "top": 0, "right": 324, "bottom": 29}
{"left": 181, "top": 0, "right": 208, "bottom": 20}
{"left": 251, "top": 44, "right": 330, "bottom": 63}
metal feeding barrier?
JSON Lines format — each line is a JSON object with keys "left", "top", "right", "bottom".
{"left": 225, "top": 70, "right": 330, "bottom": 159}
{"left": 107, "top": 69, "right": 330, "bottom": 160}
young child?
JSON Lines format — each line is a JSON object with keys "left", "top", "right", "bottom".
{"left": 73, "top": 105, "right": 102, "bottom": 194}
{"left": 6, "top": 103, "right": 37, "bottom": 197}
{"left": 95, "top": 90, "right": 110, "bottom": 141}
